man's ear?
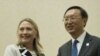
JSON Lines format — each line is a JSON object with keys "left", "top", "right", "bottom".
{"left": 83, "top": 18, "right": 88, "bottom": 27}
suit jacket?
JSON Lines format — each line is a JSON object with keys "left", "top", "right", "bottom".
{"left": 58, "top": 33, "right": 100, "bottom": 56}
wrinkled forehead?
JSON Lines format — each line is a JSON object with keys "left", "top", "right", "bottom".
{"left": 18, "top": 22, "right": 37, "bottom": 32}
{"left": 19, "top": 21, "right": 33, "bottom": 27}
{"left": 65, "top": 9, "right": 81, "bottom": 17}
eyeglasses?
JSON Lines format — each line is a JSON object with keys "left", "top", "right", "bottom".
{"left": 63, "top": 16, "right": 82, "bottom": 22}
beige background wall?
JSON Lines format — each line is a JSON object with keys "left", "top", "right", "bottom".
{"left": 0, "top": 0, "right": 100, "bottom": 56}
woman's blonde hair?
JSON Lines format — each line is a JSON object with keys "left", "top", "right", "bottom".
{"left": 17, "top": 18, "right": 43, "bottom": 55}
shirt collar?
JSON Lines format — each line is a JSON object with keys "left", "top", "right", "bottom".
{"left": 72, "top": 31, "right": 86, "bottom": 43}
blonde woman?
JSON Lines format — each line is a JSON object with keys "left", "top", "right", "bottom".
{"left": 4, "top": 18, "right": 44, "bottom": 56}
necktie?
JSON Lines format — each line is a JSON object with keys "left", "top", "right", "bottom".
{"left": 71, "top": 40, "right": 79, "bottom": 56}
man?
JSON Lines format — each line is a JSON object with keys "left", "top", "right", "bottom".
{"left": 57, "top": 6, "right": 100, "bottom": 56}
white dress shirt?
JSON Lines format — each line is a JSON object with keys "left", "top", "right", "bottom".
{"left": 72, "top": 31, "right": 86, "bottom": 55}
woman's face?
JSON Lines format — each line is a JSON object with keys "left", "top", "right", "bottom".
{"left": 18, "top": 21, "right": 37, "bottom": 44}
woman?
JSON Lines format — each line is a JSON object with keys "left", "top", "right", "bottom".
{"left": 4, "top": 18, "right": 44, "bottom": 56}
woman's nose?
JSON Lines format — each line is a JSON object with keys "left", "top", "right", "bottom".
{"left": 23, "top": 30, "right": 27, "bottom": 34}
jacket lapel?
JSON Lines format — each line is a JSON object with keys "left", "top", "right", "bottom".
{"left": 61, "top": 40, "right": 72, "bottom": 56}
{"left": 79, "top": 33, "right": 93, "bottom": 56}
{"left": 66, "top": 40, "right": 72, "bottom": 56}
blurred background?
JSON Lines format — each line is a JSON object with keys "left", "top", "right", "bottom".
{"left": 0, "top": 0, "right": 100, "bottom": 56}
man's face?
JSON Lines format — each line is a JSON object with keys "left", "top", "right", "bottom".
{"left": 64, "top": 9, "right": 86, "bottom": 34}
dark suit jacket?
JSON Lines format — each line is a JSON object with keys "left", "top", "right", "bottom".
{"left": 58, "top": 33, "right": 100, "bottom": 56}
